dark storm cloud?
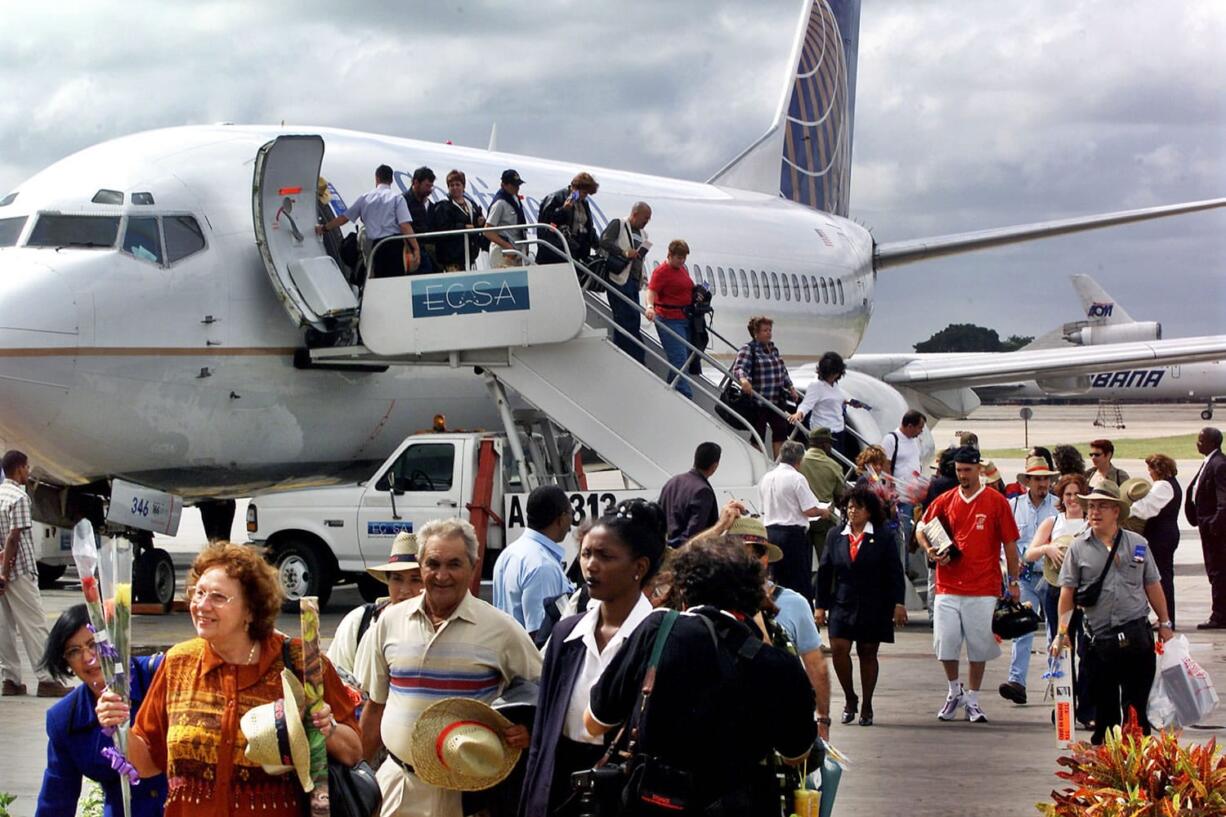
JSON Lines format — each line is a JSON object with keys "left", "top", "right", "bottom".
{"left": 1, "top": 0, "right": 1221, "bottom": 350}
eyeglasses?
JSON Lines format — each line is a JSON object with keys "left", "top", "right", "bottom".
{"left": 190, "top": 587, "right": 236, "bottom": 607}
{"left": 64, "top": 640, "right": 99, "bottom": 662}
{"left": 1089, "top": 452, "right": 1103, "bottom": 458}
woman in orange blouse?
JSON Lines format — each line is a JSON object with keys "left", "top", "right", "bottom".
{"left": 98, "top": 543, "right": 361, "bottom": 816}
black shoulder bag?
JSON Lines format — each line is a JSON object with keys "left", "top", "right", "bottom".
{"left": 281, "top": 640, "right": 382, "bottom": 817}
{"left": 1074, "top": 530, "right": 1123, "bottom": 608}
{"left": 569, "top": 609, "right": 685, "bottom": 817}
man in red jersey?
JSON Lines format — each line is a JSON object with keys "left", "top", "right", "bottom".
{"left": 917, "top": 447, "right": 1021, "bottom": 724}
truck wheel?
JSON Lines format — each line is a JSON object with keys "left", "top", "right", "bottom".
{"left": 275, "top": 541, "right": 333, "bottom": 611}
{"left": 133, "top": 548, "right": 176, "bottom": 609}
{"left": 357, "top": 574, "right": 386, "bottom": 603}
{"left": 37, "top": 562, "right": 67, "bottom": 589}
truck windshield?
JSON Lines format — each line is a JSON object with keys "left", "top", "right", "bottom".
{"left": 27, "top": 214, "right": 120, "bottom": 248}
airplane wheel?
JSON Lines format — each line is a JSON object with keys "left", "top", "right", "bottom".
{"left": 133, "top": 548, "right": 176, "bottom": 609}
{"left": 1203, "top": 409, "right": 1214, "bottom": 421}
{"left": 36, "top": 562, "right": 67, "bottom": 589}
{"left": 274, "top": 540, "right": 333, "bottom": 611}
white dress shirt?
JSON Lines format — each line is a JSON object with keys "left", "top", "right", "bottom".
{"left": 345, "top": 183, "right": 411, "bottom": 240}
{"left": 761, "top": 462, "right": 822, "bottom": 527}
{"left": 796, "top": 379, "right": 846, "bottom": 432}
{"left": 562, "top": 594, "right": 656, "bottom": 743}
{"left": 1129, "top": 479, "right": 1174, "bottom": 521}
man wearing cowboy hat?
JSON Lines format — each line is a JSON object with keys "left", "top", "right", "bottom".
{"left": 1000, "top": 456, "right": 1060, "bottom": 705}
{"left": 1053, "top": 481, "right": 1173, "bottom": 745}
{"left": 328, "top": 532, "right": 423, "bottom": 689}
{"left": 357, "top": 518, "right": 541, "bottom": 817}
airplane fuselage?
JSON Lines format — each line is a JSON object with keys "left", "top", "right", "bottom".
{"left": 0, "top": 125, "right": 874, "bottom": 498}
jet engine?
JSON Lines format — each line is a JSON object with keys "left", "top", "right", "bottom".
{"left": 1063, "top": 321, "right": 1161, "bottom": 346}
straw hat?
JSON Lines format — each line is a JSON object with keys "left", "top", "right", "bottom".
{"left": 1042, "top": 534, "right": 1075, "bottom": 586}
{"left": 727, "top": 516, "right": 783, "bottom": 562}
{"left": 366, "top": 531, "right": 420, "bottom": 583}
{"left": 1020, "top": 455, "right": 1058, "bottom": 478}
{"left": 1119, "top": 477, "right": 1152, "bottom": 504}
{"left": 409, "top": 698, "right": 519, "bottom": 791}
{"left": 241, "top": 669, "right": 313, "bottom": 792}
{"left": 1077, "top": 480, "right": 1130, "bottom": 510}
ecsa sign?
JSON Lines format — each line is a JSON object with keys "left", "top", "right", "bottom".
{"left": 411, "top": 270, "right": 531, "bottom": 318}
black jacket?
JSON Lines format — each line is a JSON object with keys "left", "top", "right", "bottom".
{"left": 817, "top": 525, "right": 906, "bottom": 643}
{"left": 1187, "top": 450, "right": 1226, "bottom": 538}
{"left": 537, "top": 187, "right": 598, "bottom": 264}
{"left": 429, "top": 196, "right": 485, "bottom": 269}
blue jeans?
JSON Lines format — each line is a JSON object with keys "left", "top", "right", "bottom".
{"left": 610, "top": 278, "right": 644, "bottom": 364}
{"left": 658, "top": 317, "right": 693, "bottom": 398}
{"left": 1008, "top": 574, "right": 1046, "bottom": 687}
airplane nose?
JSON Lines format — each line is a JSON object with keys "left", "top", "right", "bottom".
{"left": 0, "top": 260, "right": 78, "bottom": 441}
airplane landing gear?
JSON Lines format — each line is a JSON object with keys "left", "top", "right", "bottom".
{"left": 1204, "top": 409, "right": 1214, "bottom": 421}
{"left": 130, "top": 531, "right": 177, "bottom": 610}
{"left": 199, "top": 499, "right": 237, "bottom": 542}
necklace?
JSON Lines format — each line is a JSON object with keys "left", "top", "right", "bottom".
{"left": 246, "top": 641, "right": 259, "bottom": 665}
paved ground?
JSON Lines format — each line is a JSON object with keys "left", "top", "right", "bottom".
{"left": 1, "top": 403, "right": 1223, "bottom": 815}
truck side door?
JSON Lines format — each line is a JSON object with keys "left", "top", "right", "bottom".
{"left": 357, "top": 440, "right": 464, "bottom": 566}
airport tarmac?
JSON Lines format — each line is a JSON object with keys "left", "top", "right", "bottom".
{"left": 1, "top": 402, "right": 1223, "bottom": 816}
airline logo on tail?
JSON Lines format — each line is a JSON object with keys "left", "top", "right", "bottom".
{"left": 1087, "top": 302, "right": 1114, "bottom": 319}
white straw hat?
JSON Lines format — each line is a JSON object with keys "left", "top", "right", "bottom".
{"left": 408, "top": 698, "right": 519, "bottom": 791}
{"left": 366, "top": 531, "right": 420, "bottom": 583}
{"left": 240, "top": 669, "right": 313, "bottom": 793}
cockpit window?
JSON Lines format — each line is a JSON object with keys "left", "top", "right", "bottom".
{"left": 27, "top": 215, "right": 120, "bottom": 248}
{"left": 163, "top": 216, "right": 206, "bottom": 263}
{"left": 0, "top": 216, "right": 26, "bottom": 247}
{"left": 131, "top": 192, "right": 155, "bottom": 206}
{"left": 122, "top": 217, "right": 163, "bottom": 264}
{"left": 91, "top": 189, "right": 124, "bottom": 205}
{"left": 0, "top": 192, "right": 17, "bottom": 207}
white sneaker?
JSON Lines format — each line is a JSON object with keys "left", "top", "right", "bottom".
{"left": 937, "top": 687, "right": 965, "bottom": 721}
{"left": 965, "top": 700, "right": 989, "bottom": 723}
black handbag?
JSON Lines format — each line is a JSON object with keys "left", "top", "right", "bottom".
{"left": 1074, "top": 530, "right": 1123, "bottom": 608}
{"left": 281, "top": 640, "right": 382, "bottom": 817}
{"left": 992, "top": 597, "right": 1041, "bottom": 639}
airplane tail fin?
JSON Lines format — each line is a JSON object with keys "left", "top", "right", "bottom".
{"left": 707, "top": 0, "right": 860, "bottom": 217}
{"left": 1071, "top": 274, "right": 1134, "bottom": 324}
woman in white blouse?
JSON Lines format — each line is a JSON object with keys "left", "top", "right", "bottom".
{"left": 791, "top": 351, "right": 867, "bottom": 457}
{"left": 1129, "top": 454, "right": 1182, "bottom": 626}
{"left": 1025, "top": 473, "right": 1089, "bottom": 645}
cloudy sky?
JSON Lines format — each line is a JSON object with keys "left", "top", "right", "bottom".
{"left": 1, "top": 0, "right": 1222, "bottom": 351}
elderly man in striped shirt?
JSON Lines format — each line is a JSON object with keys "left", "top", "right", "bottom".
{"left": 358, "top": 517, "right": 542, "bottom": 817}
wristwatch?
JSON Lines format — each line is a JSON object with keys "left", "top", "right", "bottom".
{"left": 1159, "top": 620, "right": 1173, "bottom": 629}
{"left": 816, "top": 716, "right": 832, "bottom": 727}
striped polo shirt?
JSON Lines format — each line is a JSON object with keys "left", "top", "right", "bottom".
{"left": 358, "top": 590, "right": 542, "bottom": 763}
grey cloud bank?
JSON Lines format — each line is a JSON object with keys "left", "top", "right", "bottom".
{"left": 1, "top": 0, "right": 1221, "bottom": 351}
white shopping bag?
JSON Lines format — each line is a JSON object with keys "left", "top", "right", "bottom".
{"left": 1158, "top": 634, "right": 1219, "bottom": 726}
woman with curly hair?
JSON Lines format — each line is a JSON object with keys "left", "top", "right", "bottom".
{"left": 1130, "top": 453, "right": 1182, "bottom": 626}
{"left": 584, "top": 536, "right": 816, "bottom": 815}
{"left": 97, "top": 543, "right": 362, "bottom": 816}
{"left": 816, "top": 485, "right": 907, "bottom": 726}
{"left": 1052, "top": 444, "right": 1086, "bottom": 477}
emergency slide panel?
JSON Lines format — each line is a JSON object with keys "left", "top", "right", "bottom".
{"left": 498, "top": 330, "right": 768, "bottom": 488}
{"left": 253, "top": 135, "right": 356, "bottom": 331}
{"left": 359, "top": 263, "right": 586, "bottom": 356}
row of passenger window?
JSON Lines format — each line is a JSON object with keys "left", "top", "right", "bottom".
{"left": 0, "top": 213, "right": 206, "bottom": 265}
{"left": 691, "top": 264, "right": 844, "bottom": 306}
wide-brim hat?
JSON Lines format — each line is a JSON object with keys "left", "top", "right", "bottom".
{"left": 409, "top": 698, "right": 519, "bottom": 791}
{"left": 367, "top": 531, "right": 420, "bottom": 583}
{"left": 1042, "top": 534, "right": 1075, "bottom": 586}
{"left": 727, "top": 516, "right": 783, "bottom": 562}
{"left": 1020, "top": 455, "right": 1058, "bottom": 478}
{"left": 808, "top": 426, "right": 834, "bottom": 446}
{"left": 1119, "top": 477, "right": 1152, "bottom": 504}
{"left": 1077, "top": 480, "right": 1130, "bottom": 509}
{"left": 241, "top": 669, "right": 313, "bottom": 793}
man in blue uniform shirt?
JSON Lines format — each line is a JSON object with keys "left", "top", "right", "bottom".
{"left": 493, "top": 485, "right": 574, "bottom": 633}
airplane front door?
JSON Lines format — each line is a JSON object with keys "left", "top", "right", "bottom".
{"left": 252, "top": 134, "right": 357, "bottom": 332}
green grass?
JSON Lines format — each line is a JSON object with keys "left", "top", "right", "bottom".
{"left": 982, "top": 433, "right": 1201, "bottom": 462}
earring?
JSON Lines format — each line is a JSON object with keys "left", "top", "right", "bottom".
{"left": 634, "top": 575, "right": 640, "bottom": 582}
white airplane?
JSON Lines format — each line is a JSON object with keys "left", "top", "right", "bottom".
{"left": 978, "top": 275, "right": 1225, "bottom": 417}
{"left": 1, "top": 0, "right": 1224, "bottom": 541}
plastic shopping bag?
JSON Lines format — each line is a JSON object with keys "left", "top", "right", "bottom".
{"left": 1156, "top": 634, "right": 1219, "bottom": 727}
{"left": 1147, "top": 661, "right": 1178, "bottom": 730}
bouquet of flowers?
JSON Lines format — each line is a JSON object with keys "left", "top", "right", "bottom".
{"left": 299, "top": 597, "right": 329, "bottom": 817}
{"left": 71, "top": 522, "right": 137, "bottom": 817}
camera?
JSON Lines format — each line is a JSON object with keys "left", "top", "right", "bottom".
{"left": 571, "top": 765, "right": 625, "bottom": 817}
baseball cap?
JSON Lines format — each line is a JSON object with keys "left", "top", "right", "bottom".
{"left": 500, "top": 169, "right": 525, "bottom": 186}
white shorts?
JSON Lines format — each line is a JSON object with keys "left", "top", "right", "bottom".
{"left": 933, "top": 594, "right": 1001, "bottom": 663}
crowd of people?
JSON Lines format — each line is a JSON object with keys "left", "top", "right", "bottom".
{"left": 1, "top": 422, "right": 1222, "bottom": 815}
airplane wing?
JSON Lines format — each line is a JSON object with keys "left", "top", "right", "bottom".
{"left": 873, "top": 198, "right": 1226, "bottom": 270}
{"left": 867, "top": 335, "right": 1226, "bottom": 388}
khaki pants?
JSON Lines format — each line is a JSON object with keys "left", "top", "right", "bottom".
{"left": 376, "top": 756, "right": 461, "bottom": 817}
{"left": 0, "top": 572, "right": 54, "bottom": 685}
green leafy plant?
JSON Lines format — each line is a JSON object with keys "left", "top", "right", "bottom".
{"left": 1037, "top": 716, "right": 1226, "bottom": 816}
{"left": 79, "top": 780, "right": 105, "bottom": 817}
{"left": 0, "top": 792, "right": 14, "bottom": 817}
